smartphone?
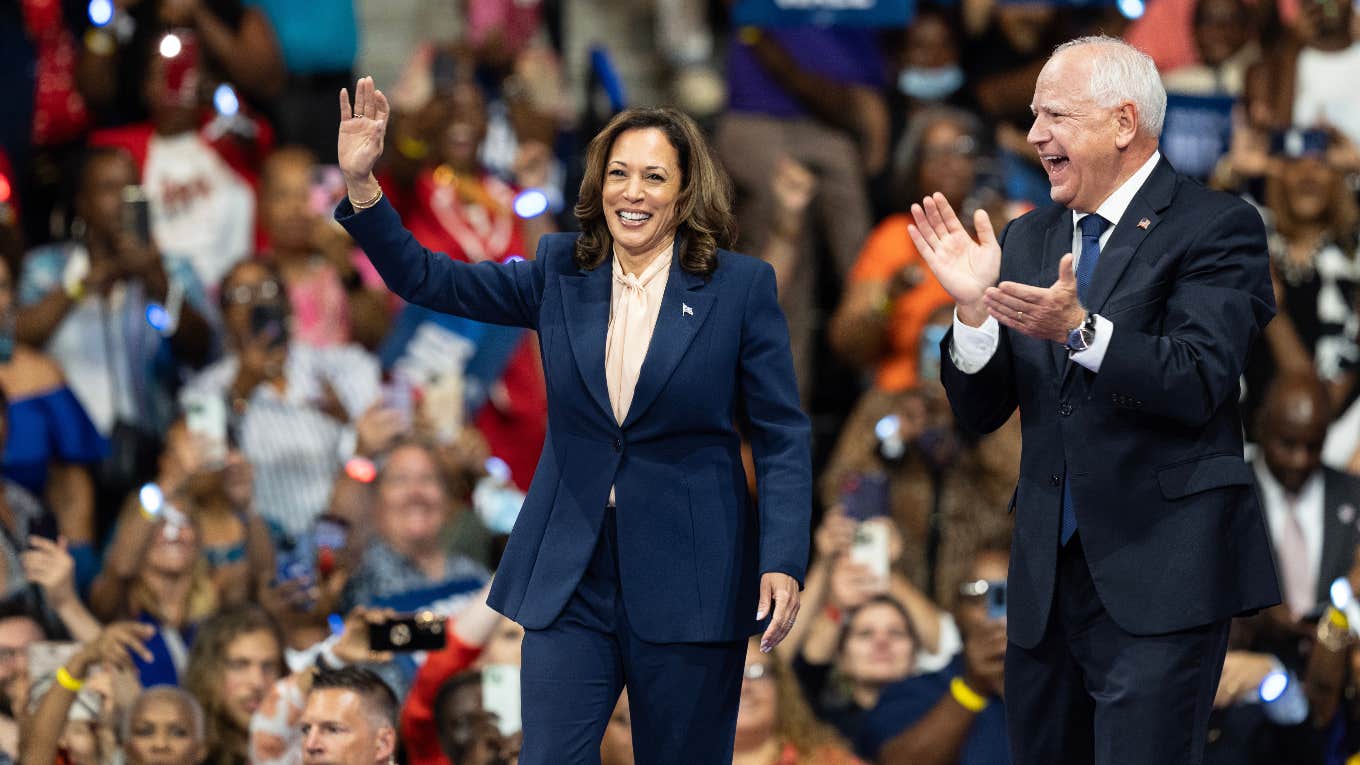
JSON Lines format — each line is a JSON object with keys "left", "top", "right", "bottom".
{"left": 381, "top": 372, "right": 415, "bottom": 429}
{"left": 369, "top": 611, "right": 446, "bottom": 652}
{"left": 161, "top": 29, "right": 200, "bottom": 104}
{"left": 481, "top": 664, "right": 522, "bottom": 736}
{"left": 27, "top": 511, "right": 61, "bottom": 547}
{"left": 312, "top": 515, "right": 349, "bottom": 579}
{"left": 850, "top": 518, "right": 892, "bottom": 592}
{"left": 421, "top": 371, "right": 465, "bottom": 445}
{"left": 121, "top": 185, "right": 152, "bottom": 243}
{"left": 985, "top": 579, "right": 1008, "bottom": 621}
{"left": 841, "top": 473, "right": 889, "bottom": 522}
{"left": 183, "top": 393, "right": 228, "bottom": 469}
{"left": 249, "top": 301, "right": 288, "bottom": 349}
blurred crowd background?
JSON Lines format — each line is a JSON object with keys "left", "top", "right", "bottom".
{"left": 1, "top": 0, "right": 1360, "bottom": 763}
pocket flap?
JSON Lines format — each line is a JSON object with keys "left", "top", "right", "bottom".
{"left": 1156, "top": 454, "right": 1253, "bottom": 499}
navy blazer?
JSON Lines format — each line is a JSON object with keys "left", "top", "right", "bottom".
{"left": 338, "top": 198, "right": 812, "bottom": 643}
{"left": 941, "top": 158, "right": 1282, "bottom": 649}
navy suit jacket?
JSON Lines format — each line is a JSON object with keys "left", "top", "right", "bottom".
{"left": 941, "top": 158, "right": 1282, "bottom": 649}
{"left": 338, "top": 198, "right": 812, "bottom": 643}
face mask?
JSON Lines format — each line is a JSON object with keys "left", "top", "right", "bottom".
{"left": 898, "top": 65, "right": 965, "bottom": 101}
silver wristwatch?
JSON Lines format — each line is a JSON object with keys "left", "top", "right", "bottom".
{"left": 1065, "top": 313, "right": 1096, "bottom": 353}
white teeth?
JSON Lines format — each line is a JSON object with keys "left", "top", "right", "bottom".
{"left": 619, "top": 211, "right": 650, "bottom": 221}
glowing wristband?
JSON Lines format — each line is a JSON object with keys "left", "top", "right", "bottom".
{"left": 949, "top": 676, "right": 989, "bottom": 713}
{"left": 345, "top": 457, "right": 376, "bottom": 484}
{"left": 56, "top": 666, "right": 84, "bottom": 692}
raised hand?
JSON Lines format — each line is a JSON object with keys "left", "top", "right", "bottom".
{"left": 338, "top": 76, "right": 390, "bottom": 184}
{"left": 907, "top": 192, "right": 1001, "bottom": 322}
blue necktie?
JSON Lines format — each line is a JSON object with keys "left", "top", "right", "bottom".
{"left": 1061, "top": 213, "right": 1110, "bottom": 545}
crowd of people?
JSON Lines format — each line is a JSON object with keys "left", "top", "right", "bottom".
{"left": 1, "top": 0, "right": 1359, "bottom": 763}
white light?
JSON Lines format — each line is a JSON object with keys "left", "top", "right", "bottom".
{"left": 88, "top": 0, "right": 113, "bottom": 26}
{"left": 1332, "top": 577, "right": 1354, "bottom": 609}
{"left": 875, "top": 414, "right": 901, "bottom": 441}
{"left": 160, "top": 33, "right": 182, "bottom": 59}
{"left": 139, "top": 483, "right": 163, "bottom": 514}
{"left": 1117, "top": 0, "right": 1146, "bottom": 19}
{"left": 1259, "top": 671, "right": 1288, "bottom": 703}
{"left": 485, "top": 456, "right": 512, "bottom": 482}
{"left": 513, "top": 189, "right": 549, "bottom": 219}
{"left": 145, "top": 303, "right": 169, "bottom": 332}
{"left": 503, "top": 254, "right": 525, "bottom": 264}
{"left": 213, "top": 84, "right": 239, "bottom": 116}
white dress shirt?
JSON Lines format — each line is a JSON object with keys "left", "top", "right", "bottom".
{"left": 950, "top": 151, "right": 1163, "bottom": 375}
{"left": 1252, "top": 458, "right": 1325, "bottom": 607}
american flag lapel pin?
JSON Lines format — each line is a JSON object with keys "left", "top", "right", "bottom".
{"left": 1137, "top": 218, "right": 1151, "bottom": 230}
{"left": 682, "top": 303, "right": 694, "bottom": 316}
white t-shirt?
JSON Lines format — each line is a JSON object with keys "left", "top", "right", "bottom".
{"left": 1293, "top": 43, "right": 1360, "bottom": 149}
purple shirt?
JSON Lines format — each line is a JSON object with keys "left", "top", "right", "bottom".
{"left": 727, "top": 28, "right": 885, "bottom": 117}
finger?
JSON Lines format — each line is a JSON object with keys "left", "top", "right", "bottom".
{"left": 756, "top": 578, "right": 772, "bottom": 621}
{"left": 1055, "top": 253, "right": 1076, "bottom": 287}
{"left": 339, "top": 87, "right": 353, "bottom": 121}
{"left": 355, "top": 77, "right": 369, "bottom": 120}
{"left": 374, "top": 87, "right": 390, "bottom": 123}
{"left": 974, "top": 208, "right": 999, "bottom": 248}
{"left": 932, "top": 192, "right": 966, "bottom": 235}
{"left": 983, "top": 288, "right": 1038, "bottom": 316}
{"left": 362, "top": 77, "right": 377, "bottom": 120}
{"left": 907, "top": 222, "right": 938, "bottom": 268}
{"left": 991, "top": 280, "right": 1051, "bottom": 304}
{"left": 921, "top": 196, "right": 950, "bottom": 239}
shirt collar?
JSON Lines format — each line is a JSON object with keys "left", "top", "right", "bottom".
{"left": 1074, "top": 150, "right": 1162, "bottom": 230}
{"left": 611, "top": 244, "right": 673, "bottom": 289}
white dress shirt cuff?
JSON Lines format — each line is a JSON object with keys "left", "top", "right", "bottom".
{"left": 1070, "top": 314, "right": 1113, "bottom": 373}
{"left": 949, "top": 310, "right": 999, "bottom": 374}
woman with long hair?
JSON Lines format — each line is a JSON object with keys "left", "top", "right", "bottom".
{"left": 183, "top": 606, "right": 285, "bottom": 765}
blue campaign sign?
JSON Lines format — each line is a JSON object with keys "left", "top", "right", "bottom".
{"left": 1161, "top": 93, "right": 1236, "bottom": 181}
{"left": 732, "top": 0, "right": 913, "bottom": 27}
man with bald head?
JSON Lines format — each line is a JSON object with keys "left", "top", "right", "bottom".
{"left": 1254, "top": 374, "right": 1360, "bottom": 622}
{"left": 911, "top": 36, "right": 1280, "bottom": 763}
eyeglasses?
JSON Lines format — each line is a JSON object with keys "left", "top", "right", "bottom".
{"left": 223, "top": 279, "right": 282, "bottom": 306}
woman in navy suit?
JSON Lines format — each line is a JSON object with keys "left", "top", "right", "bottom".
{"left": 334, "top": 77, "right": 811, "bottom": 764}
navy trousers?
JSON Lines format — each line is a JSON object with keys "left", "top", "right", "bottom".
{"left": 519, "top": 508, "right": 747, "bottom": 765}
{"left": 1006, "top": 533, "right": 1232, "bottom": 765}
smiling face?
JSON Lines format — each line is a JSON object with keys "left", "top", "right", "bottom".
{"left": 602, "top": 128, "right": 684, "bottom": 263}
{"left": 1028, "top": 48, "right": 1137, "bottom": 213}
{"left": 376, "top": 445, "right": 451, "bottom": 558}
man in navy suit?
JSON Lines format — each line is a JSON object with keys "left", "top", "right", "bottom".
{"left": 909, "top": 36, "right": 1280, "bottom": 764}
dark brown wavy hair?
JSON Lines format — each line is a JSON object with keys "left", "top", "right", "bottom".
{"left": 573, "top": 107, "right": 736, "bottom": 276}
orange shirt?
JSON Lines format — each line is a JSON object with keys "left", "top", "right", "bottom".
{"left": 848, "top": 214, "right": 955, "bottom": 392}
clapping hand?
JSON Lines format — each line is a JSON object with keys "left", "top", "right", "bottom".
{"left": 908, "top": 192, "right": 1000, "bottom": 323}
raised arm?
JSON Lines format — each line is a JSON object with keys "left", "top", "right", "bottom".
{"left": 335, "top": 77, "right": 545, "bottom": 329}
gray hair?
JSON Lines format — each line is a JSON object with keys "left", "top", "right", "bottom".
{"left": 123, "top": 685, "right": 207, "bottom": 743}
{"left": 1053, "top": 35, "right": 1166, "bottom": 138}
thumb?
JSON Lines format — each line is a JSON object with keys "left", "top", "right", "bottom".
{"left": 1056, "top": 253, "right": 1076, "bottom": 287}
{"left": 756, "top": 578, "right": 772, "bottom": 620}
{"left": 974, "top": 208, "right": 998, "bottom": 247}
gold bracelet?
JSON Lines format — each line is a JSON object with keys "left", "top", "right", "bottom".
{"left": 56, "top": 666, "right": 84, "bottom": 692}
{"left": 350, "top": 186, "right": 384, "bottom": 210}
{"left": 949, "top": 676, "right": 989, "bottom": 713}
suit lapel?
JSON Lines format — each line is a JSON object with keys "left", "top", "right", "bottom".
{"left": 1316, "top": 470, "right": 1357, "bottom": 604}
{"left": 1043, "top": 215, "right": 1073, "bottom": 381}
{"left": 622, "top": 258, "right": 713, "bottom": 429}
{"left": 559, "top": 259, "right": 614, "bottom": 423}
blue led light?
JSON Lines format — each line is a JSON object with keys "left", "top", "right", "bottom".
{"left": 1259, "top": 671, "right": 1288, "bottom": 703}
{"left": 146, "top": 303, "right": 170, "bottom": 332}
{"left": 503, "top": 254, "right": 525, "bottom": 264}
{"left": 1117, "top": 0, "right": 1146, "bottom": 19}
{"left": 139, "top": 483, "right": 164, "bottom": 515}
{"left": 214, "top": 84, "right": 239, "bottom": 116}
{"left": 875, "top": 414, "right": 901, "bottom": 441}
{"left": 88, "top": 0, "right": 113, "bottom": 26}
{"left": 328, "top": 613, "right": 345, "bottom": 635}
{"left": 513, "top": 189, "right": 549, "bottom": 219}
{"left": 485, "top": 456, "right": 512, "bottom": 482}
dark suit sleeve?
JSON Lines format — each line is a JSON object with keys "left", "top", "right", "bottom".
{"left": 336, "top": 196, "right": 545, "bottom": 329}
{"left": 739, "top": 262, "right": 813, "bottom": 585}
{"left": 938, "top": 219, "right": 1019, "bottom": 435}
{"left": 1094, "top": 201, "right": 1275, "bottom": 428}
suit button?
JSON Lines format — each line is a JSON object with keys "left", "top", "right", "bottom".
{"left": 1111, "top": 393, "right": 1121, "bottom": 405}
{"left": 1059, "top": 402, "right": 1073, "bottom": 416}
{"left": 1049, "top": 474, "right": 1062, "bottom": 487}
{"left": 613, "top": 438, "right": 622, "bottom": 452}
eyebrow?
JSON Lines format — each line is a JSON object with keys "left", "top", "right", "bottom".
{"left": 608, "top": 160, "right": 669, "bottom": 172}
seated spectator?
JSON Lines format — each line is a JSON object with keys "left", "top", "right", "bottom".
{"left": 180, "top": 258, "right": 380, "bottom": 542}
{"left": 184, "top": 606, "right": 285, "bottom": 765}
{"left": 857, "top": 544, "right": 1010, "bottom": 764}
{"left": 125, "top": 686, "right": 209, "bottom": 765}
{"left": 734, "top": 637, "right": 865, "bottom": 765}
{"left": 0, "top": 253, "right": 105, "bottom": 588}
{"left": 1162, "top": 0, "right": 1261, "bottom": 97}
{"left": 17, "top": 620, "right": 155, "bottom": 765}
{"left": 16, "top": 147, "right": 212, "bottom": 507}
{"left": 257, "top": 147, "right": 391, "bottom": 350}
{"left": 430, "top": 669, "right": 522, "bottom": 765}
{"left": 829, "top": 107, "right": 1000, "bottom": 394}
{"left": 821, "top": 308, "right": 1019, "bottom": 603}
{"left": 341, "top": 439, "right": 490, "bottom": 615}
{"left": 300, "top": 667, "right": 400, "bottom": 765}
{"left": 791, "top": 594, "right": 921, "bottom": 746}
{"left": 1243, "top": 130, "right": 1360, "bottom": 431}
